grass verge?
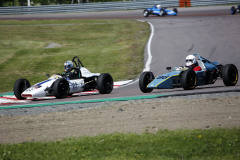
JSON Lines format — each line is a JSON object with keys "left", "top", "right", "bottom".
{"left": 0, "top": 19, "right": 149, "bottom": 93}
{"left": 0, "top": 128, "right": 239, "bottom": 159}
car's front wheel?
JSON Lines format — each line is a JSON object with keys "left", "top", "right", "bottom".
{"left": 14, "top": 78, "right": 31, "bottom": 100}
{"left": 143, "top": 10, "right": 149, "bottom": 17}
{"left": 222, "top": 64, "right": 238, "bottom": 86}
{"left": 53, "top": 78, "right": 69, "bottom": 99}
{"left": 173, "top": 8, "right": 178, "bottom": 14}
{"left": 97, "top": 73, "right": 113, "bottom": 94}
{"left": 139, "top": 71, "right": 155, "bottom": 93}
{"left": 181, "top": 69, "right": 197, "bottom": 90}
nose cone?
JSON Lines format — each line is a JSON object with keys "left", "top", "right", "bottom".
{"left": 21, "top": 86, "right": 46, "bottom": 98}
{"left": 147, "top": 71, "right": 180, "bottom": 89}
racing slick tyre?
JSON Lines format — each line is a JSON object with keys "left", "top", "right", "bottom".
{"left": 143, "top": 10, "right": 149, "bottom": 17}
{"left": 139, "top": 71, "right": 155, "bottom": 93}
{"left": 53, "top": 78, "right": 69, "bottom": 99}
{"left": 14, "top": 78, "right": 31, "bottom": 100}
{"left": 222, "top": 64, "right": 238, "bottom": 86}
{"left": 159, "top": 10, "right": 165, "bottom": 16}
{"left": 173, "top": 8, "right": 178, "bottom": 14}
{"left": 231, "top": 6, "right": 236, "bottom": 15}
{"left": 181, "top": 69, "right": 197, "bottom": 90}
{"left": 97, "top": 73, "right": 113, "bottom": 94}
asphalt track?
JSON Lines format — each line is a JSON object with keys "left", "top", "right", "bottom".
{"left": 1, "top": 6, "right": 240, "bottom": 107}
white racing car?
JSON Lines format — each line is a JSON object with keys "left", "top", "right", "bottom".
{"left": 13, "top": 56, "right": 113, "bottom": 99}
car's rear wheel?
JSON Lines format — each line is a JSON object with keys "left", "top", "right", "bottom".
{"left": 182, "top": 69, "right": 197, "bottom": 90}
{"left": 14, "top": 78, "right": 31, "bottom": 100}
{"left": 97, "top": 73, "right": 113, "bottom": 94}
{"left": 139, "top": 72, "right": 155, "bottom": 93}
{"left": 222, "top": 64, "right": 238, "bottom": 86}
{"left": 53, "top": 78, "right": 69, "bottom": 99}
{"left": 231, "top": 6, "right": 236, "bottom": 15}
{"left": 143, "top": 10, "right": 149, "bottom": 17}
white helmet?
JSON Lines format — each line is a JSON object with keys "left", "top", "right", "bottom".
{"left": 185, "top": 55, "right": 197, "bottom": 67}
{"left": 64, "top": 60, "right": 74, "bottom": 72}
{"left": 156, "top": 4, "right": 161, "bottom": 9}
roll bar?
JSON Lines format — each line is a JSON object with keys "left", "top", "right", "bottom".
{"left": 72, "top": 56, "right": 84, "bottom": 78}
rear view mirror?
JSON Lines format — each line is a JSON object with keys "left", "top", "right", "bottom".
{"left": 166, "top": 67, "right": 172, "bottom": 71}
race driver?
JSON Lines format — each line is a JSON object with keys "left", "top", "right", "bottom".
{"left": 62, "top": 60, "right": 79, "bottom": 80}
{"left": 185, "top": 55, "right": 202, "bottom": 71}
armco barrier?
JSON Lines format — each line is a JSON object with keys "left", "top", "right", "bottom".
{"left": 190, "top": 0, "right": 239, "bottom": 6}
{"left": 179, "top": 0, "right": 239, "bottom": 7}
{"left": 0, "top": 0, "right": 177, "bottom": 15}
{"left": 0, "top": 0, "right": 239, "bottom": 15}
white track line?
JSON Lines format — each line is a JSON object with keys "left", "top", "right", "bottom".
{"left": 121, "top": 21, "right": 154, "bottom": 86}
{"left": 143, "top": 21, "right": 154, "bottom": 72}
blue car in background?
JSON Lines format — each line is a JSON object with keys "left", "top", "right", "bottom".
{"left": 143, "top": 5, "right": 178, "bottom": 17}
{"left": 139, "top": 53, "right": 238, "bottom": 93}
{"left": 231, "top": 5, "right": 240, "bottom": 15}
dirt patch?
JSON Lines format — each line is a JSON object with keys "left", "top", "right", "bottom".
{"left": 0, "top": 95, "right": 240, "bottom": 144}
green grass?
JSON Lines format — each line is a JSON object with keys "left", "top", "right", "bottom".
{"left": 0, "top": 128, "right": 239, "bottom": 160}
{"left": 0, "top": 19, "right": 149, "bottom": 93}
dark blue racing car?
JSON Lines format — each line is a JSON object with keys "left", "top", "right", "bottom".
{"left": 231, "top": 5, "right": 240, "bottom": 15}
{"left": 139, "top": 53, "right": 238, "bottom": 93}
{"left": 143, "top": 4, "right": 178, "bottom": 17}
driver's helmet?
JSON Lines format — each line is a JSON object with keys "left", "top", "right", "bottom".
{"left": 156, "top": 4, "right": 161, "bottom": 9}
{"left": 185, "top": 55, "right": 197, "bottom": 67}
{"left": 64, "top": 60, "right": 74, "bottom": 72}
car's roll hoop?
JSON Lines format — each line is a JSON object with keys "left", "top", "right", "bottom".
{"left": 72, "top": 56, "right": 84, "bottom": 78}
